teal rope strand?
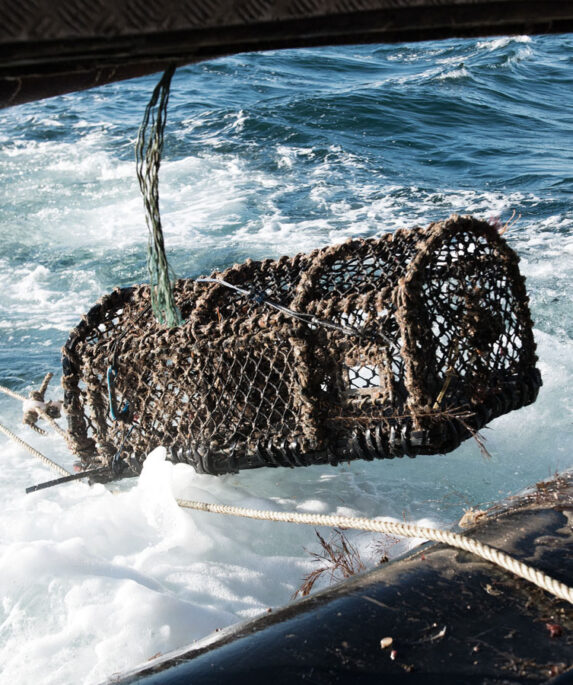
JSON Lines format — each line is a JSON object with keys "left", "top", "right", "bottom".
{"left": 136, "top": 64, "right": 183, "bottom": 328}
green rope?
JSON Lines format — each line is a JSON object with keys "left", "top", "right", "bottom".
{"left": 135, "top": 64, "right": 182, "bottom": 328}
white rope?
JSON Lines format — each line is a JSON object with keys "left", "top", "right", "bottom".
{"left": 0, "top": 383, "right": 31, "bottom": 401}
{"left": 176, "top": 498, "right": 573, "bottom": 606}
{"left": 0, "top": 383, "right": 68, "bottom": 439}
{"left": 0, "top": 421, "right": 70, "bottom": 477}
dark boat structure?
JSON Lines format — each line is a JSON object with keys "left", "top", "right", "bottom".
{"left": 1, "top": 1, "right": 572, "bottom": 108}
{"left": 114, "top": 471, "right": 573, "bottom": 685}
{"left": 1, "top": 1, "right": 572, "bottom": 683}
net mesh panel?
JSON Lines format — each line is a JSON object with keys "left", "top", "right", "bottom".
{"left": 62, "top": 215, "right": 541, "bottom": 477}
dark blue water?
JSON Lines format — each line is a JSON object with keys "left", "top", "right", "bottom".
{"left": 0, "top": 34, "right": 572, "bottom": 684}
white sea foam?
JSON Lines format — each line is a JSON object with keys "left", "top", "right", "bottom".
{"left": 0, "top": 441, "right": 435, "bottom": 685}
{"left": 0, "top": 259, "right": 102, "bottom": 332}
{"left": 435, "top": 66, "right": 470, "bottom": 81}
{"left": 476, "top": 36, "right": 532, "bottom": 51}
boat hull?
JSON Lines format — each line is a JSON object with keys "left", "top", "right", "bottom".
{"left": 113, "top": 472, "right": 573, "bottom": 684}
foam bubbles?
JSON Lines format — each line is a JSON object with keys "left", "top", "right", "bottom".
{"left": 477, "top": 36, "right": 532, "bottom": 51}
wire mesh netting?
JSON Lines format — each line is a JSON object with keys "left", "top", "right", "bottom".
{"left": 62, "top": 214, "right": 541, "bottom": 477}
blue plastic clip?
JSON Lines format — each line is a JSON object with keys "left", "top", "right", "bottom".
{"left": 107, "top": 366, "right": 130, "bottom": 421}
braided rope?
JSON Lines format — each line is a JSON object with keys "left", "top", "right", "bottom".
{"left": 27, "top": 422, "right": 47, "bottom": 436}
{"left": 0, "top": 384, "right": 68, "bottom": 439}
{"left": 37, "top": 372, "right": 53, "bottom": 398}
{"left": 0, "top": 421, "right": 70, "bottom": 477}
{"left": 176, "top": 498, "right": 573, "bottom": 606}
{"left": 135, "top": 63, "right": 182, "bottom": 328}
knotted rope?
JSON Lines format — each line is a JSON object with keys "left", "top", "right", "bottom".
{"left": 0, "top": 380, "right": 67, "bottom": 439}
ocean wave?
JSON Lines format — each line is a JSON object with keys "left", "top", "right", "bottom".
{"left": 476, "top": 35, "right": 532, "bottom": 51}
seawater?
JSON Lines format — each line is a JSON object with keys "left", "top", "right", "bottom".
{"left": 0, "top": 34, "right": 572, "bottom": 684}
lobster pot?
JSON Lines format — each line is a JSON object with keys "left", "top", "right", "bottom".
{"left": 62, "top": 215, "right": 541, "bottom": 477}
